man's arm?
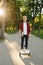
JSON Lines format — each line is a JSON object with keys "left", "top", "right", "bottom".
{"left": 19, "top": 22, "right": 22, "bottom": 37}
{"left": 28, "top": 22, "right": 30, "bottom": 38}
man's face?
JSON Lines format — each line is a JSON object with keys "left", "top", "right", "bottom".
{"left": 23, "top": 16, "right": 27, "bottom": 22}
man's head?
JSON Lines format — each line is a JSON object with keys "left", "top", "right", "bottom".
{"left": 23, "top": 15, "right": 27, "bottom": 22}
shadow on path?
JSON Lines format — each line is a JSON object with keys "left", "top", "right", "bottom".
{"left": 0, "top": 40, "right": 15, "bottom": 65}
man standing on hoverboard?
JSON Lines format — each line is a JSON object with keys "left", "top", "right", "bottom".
{"left": 19, "top": 15, "right": 30, "bottom": 53}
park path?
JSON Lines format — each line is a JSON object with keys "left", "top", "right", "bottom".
{"left": 0, "top": 32, "right": 43, "bottom": 65}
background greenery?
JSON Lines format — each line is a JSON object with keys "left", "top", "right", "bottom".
{"left": 0, "top": 0, "right": 43, "bottom": 39}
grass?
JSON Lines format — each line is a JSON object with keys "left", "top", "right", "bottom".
{"left": 5, "top": 29, "right": 17, "bottom": 34}
{"left": 31, "top": 30, "right": 43, "bottom": 39}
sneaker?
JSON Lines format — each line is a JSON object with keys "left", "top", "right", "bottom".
{"left": 28, "top": 50, "right": 30, "bottom": 53}
{"left": 24, "top": 49, "right": 28, "bottom": 53}
{"left": 24, "top": 49, "right": 30, "bottom": 53}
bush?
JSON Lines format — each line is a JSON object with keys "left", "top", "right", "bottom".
{"left": 5, "top": 27, "right": 17, "bottom": 34}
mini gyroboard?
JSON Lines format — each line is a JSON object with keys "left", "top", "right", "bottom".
{"left": 19, "top": 50, "right": 30, "bottom": 57}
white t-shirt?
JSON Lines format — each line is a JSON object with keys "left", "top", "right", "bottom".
{"left": 23, "top": 22, "right": 27, "bottom": 35}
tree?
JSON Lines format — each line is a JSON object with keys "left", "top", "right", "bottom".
{"left": 0, "top": 0, "right": 6, "bottom": 39}
{"left": 6, "top": 0, "right": 20, "bottom": 30}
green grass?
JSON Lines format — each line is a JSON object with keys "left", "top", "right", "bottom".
{"left": 5, "top": 30, "right": 17, "bottom": 34}
{"left": 39, "top": 30, "right": 43, "bottom": 39}
{"left": 31, "top": 30, "right": 43, "bottom": 39}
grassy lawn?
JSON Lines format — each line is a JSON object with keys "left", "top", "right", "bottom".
{"left": 31, "top": 30, "right": 43, "bottom": 39}
{"left": 5, "top": 30, "right": 17, "bottom": 34}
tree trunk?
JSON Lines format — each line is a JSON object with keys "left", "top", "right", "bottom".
{"left": 1, "top": 0, "right": 6, "bottom": 39}
{"left": 1, "top": 16, "right": 5, "bottom": 39}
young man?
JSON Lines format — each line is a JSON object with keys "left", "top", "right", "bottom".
{"left": 19, "top": 15, "right": 30, "bottom": 52}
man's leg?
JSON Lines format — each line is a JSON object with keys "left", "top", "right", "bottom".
{"left": 25, "top": 35, "right": 28, "bottom": 49}
{"left": 21, "top": 36, "right": 24, "bottom": 49}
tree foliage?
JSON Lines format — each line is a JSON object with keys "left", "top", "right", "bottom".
{"left": 5, "top": 0, "right": 43, "bottom": 30}
{"left": 5, "top": 0, "right": 20, "bottom": 30}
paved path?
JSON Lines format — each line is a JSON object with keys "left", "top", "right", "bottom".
{"left": 0, "top": 32, "right": 43, "bottom": 65}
